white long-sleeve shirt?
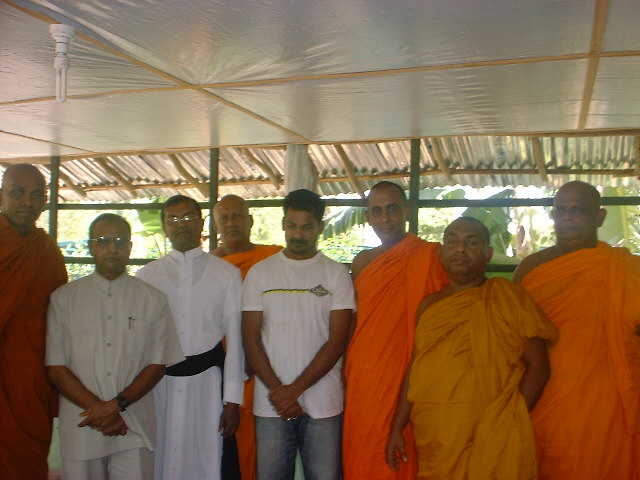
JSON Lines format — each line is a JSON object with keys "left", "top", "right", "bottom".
{"left": 136, "top": 246, "right": 244, "bottom": 480}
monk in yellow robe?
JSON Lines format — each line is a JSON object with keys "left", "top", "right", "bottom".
{"left": 343, "top": 181, "right": 448, "bottom": 480}
{"left": 213, "top": 194, "right": 281, "bottom": 480}
{"left": 387, "top": 217, "right": 556, "bottom": 480}
{"left": 0, "top": 164, "right": 67, "bottom": 479}
{"left": 514, "top": 181, "right": 640, "bottom": 479}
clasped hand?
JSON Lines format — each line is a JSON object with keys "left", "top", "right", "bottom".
{"left": 268, "top": 384, "right": 304, "bottom": 420}
{"left": 78, "top": 399, "right": 128, "bottom": 436}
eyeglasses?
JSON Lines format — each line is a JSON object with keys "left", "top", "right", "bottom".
{"left": 165, "top": 214, "right": 201, "bottom": 224}
{"left": 88, "top": 236, "right": 130, "bottom": 248}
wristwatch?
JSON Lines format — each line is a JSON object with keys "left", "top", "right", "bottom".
{"left": 115, "top": 395, "right": 129, "bottom": 412}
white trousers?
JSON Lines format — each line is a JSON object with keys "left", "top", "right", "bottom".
{"left": 61, "top": 447, "right": 154, "bottom": 480}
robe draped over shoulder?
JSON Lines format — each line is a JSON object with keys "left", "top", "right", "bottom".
{"left": 0, "top": 214, "right": 67, "bottom": 480}
{"left": 521, "top": 242, "right": 640, "bottom": 480}
{"left": 223, "top": 244, "right": 282, "bottom": 279}
{"left": 409, "top": 277, "right": 556, "bottom": 480}
{"left": 343, "top": 234, "right": 447, "bottom": 480}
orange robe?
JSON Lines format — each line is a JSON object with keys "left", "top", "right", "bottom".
{"left": 221, "top": 244, "right": 282, "bottom": 480}
{"left": 521, "top": 242, "right": 640, "bottom": 480}
{"left": 343, "top": 234, "right": 448, "bottom": 480}
{"left": 408, "top": 278, "right": 557, "bottom": 480}
{"left": 0, "top": 214, "right": 67, "bottom": 480}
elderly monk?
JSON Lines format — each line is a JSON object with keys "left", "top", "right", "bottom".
{"left": 0, "top": 164, "right": 67, "bottom": 479}
{"left": 343, "top": 181, "right": 448, "bottom": 480}
{"left": 212, "top": 194, "right": 281, "bottom": 480}
{"left": 513, "top": 181, "right": 640, "bottom": 479}
{"left": 387, "top": 217, "right": 556, "bottom": 480}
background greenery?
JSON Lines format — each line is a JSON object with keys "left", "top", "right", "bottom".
{"left": 50, "top": 186, "right": 640, "bottom": 281}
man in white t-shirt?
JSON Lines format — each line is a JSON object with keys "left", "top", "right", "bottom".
{"left": 242, "top": 189, "right": 356, "bottom": 480}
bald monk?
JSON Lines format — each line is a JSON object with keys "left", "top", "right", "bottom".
{"left": 212, "top": 194, "right": 281, "bottom": 480}
{"left": 513, "top": 181, "right": 640, "bottom": 479}
{"left": 343, "top": 181, "right": 448, "bottom": 480}
{"left": 386, "top": 217, "right": 556, "bottom": 479}
{"left": 0, "top": 164, "right": 67, "bottom": 479}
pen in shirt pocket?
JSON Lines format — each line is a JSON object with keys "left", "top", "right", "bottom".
{"left": 128, "top": 316, "right": 134, "bottom": 330}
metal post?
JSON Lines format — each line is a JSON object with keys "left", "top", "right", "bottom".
{"left": 408, "top": 139, "right": 421, "bottom": 234}
{"left": 49, "top": 156, "right": 60, "bottom": 241}
{"left": 208, "top": 148, "right": 220, "bottom": 252}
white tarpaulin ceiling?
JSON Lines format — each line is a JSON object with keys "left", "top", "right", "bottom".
{"left": 1, "top": 0, "right": 640, "bottom": 201}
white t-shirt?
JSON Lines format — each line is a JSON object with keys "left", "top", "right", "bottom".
{"left": 243, "top": 251, "right": 356, "bottom": 419}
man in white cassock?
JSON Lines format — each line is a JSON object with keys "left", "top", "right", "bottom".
{"left": 137, "top": 195, "right": 244, "bottom": 480}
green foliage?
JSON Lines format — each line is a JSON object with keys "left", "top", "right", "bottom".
{"left": 319, "top": 225, "right": 368, "bottom": 264}
{"left": 250, "top": 207, "right": 285, "bottom": 246}
{"left": 322, "top": 206, "right": 366, "bottom": 239}
{"left": 599, "top": 187, "right": 640, "bottom": 252}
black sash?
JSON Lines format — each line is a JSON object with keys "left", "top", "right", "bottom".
{"left": 166, "top": 341, "right": 225, "bottom": 377}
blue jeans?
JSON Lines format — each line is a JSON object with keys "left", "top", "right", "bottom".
{"left": 254, "top": 413, "right": 342, "bottom": 480}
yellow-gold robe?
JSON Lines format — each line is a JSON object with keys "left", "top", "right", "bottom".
{"left": 408, "top": 277, "right": 557, "bottom": 480}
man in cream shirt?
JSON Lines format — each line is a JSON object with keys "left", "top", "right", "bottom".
{"left": 46, "top": 213, "right": 184, "bottom": 480}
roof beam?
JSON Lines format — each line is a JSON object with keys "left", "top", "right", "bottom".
{"left": 168, "top": 154, "right": 210, "bottom": 198}
{"left": 428, "top": 138, "right": 453, "bottom": 182}
{"left": 94, "top": 157, "right": 137, "bottom": 196}
{"left": 57, "top": 167, "right": 640, "bottom": 196}
{"left": 333, "top": 144, "right": 365, "bottom": 198}
{"left": 240, "top": 148, "right": 281, "bottom": 190}
{"left": 530, "top": 137, "right": 548, "bottom": 182}
{"left": 47, "top": 166, "right": 86, "bottom": 198}
{"left": 578, "top": 0, "right": 609, "bottom": 130}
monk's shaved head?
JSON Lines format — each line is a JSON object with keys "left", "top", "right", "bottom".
{"left": 554, "top": 181, "right": 601, "bottom": 209}
{"left": 213, "top": 194, "right": 254, "bottom": 253}
{"left": 444, "top": 217, "right": 491, "bottom": 247}
{"left": 2, "top": 164, "right": 45, "bottom": 189}
{"left": 0, "top": 163, "right": 48, "bottom": 235}
{"left": 214, "top": 195, "right": 250, "bottom": 216}
{"left": 366, "top": 181, "right": 407, "bottom": 207}
{"left": 551, "top": 181, "right": 606, "bottom": 253}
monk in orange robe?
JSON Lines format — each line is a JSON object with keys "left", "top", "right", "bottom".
{"left": 343, "top": 181, "right": 448, "bottom": 480}
{"left": 0, "top": 164, "right": 67, "bottom": 480}
{"left": 387, "top": 217, "right": 556, "bottom": 480}
{"left": 213, "top": 194, "right": 281, "bottom": 480}
{"left": 514, "top": 181, "right": 640, "bottom": 480}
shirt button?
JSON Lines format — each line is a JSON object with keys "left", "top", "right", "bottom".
{"left": 106, "top": 372, "right": 112, "bottom": 376}
{"left": 107, "top": 315, "right": 112, "bottom": 319}
{"left": 106, "top": 342, "right": 112, "bottom": 347}
{"left": 107, "top": 293, "right": 112, "bottom": 297}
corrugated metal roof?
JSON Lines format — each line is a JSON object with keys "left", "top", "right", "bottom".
{"left": 2, "top": 136, "right": 637, "bottom": 202}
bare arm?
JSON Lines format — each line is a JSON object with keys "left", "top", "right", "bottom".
{"left": 519, "top": 337, "right": 550, "bottom": 410}
{"left": 47, "top": 365, "right": 103, "bottom": 410}
{"left": 242, "top": 310, "right": 282, "bottom": 390}
{"left": 385, "top": 358, "right": 413, "bottom": 472}
{"left": 47, "top": 365, "right": 126, "bottom": 436}
{"left": 81, "top": 364, "right": 165, "bottom": 428}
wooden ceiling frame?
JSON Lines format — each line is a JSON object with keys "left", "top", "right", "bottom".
{"left": 530, "top": 137, "right": 548, "bottom": 182}
{"left": 168, "top": 153, "right": 209, "bottom": 198}
{"left": 93, "top": 157, "right": 137, "bottom": 196}
{"left": 428, "top": 137, "right": 453, "bottom": 182}
{"left": 333, "top": 144, "right": 365, "bottom": 198}
{"left": 239, "top": 148, "right": 282, "bottom": 190}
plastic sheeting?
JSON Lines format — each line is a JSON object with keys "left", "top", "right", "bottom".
{"left": 1, "top": 0, "right": 639, "bottom": 197}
